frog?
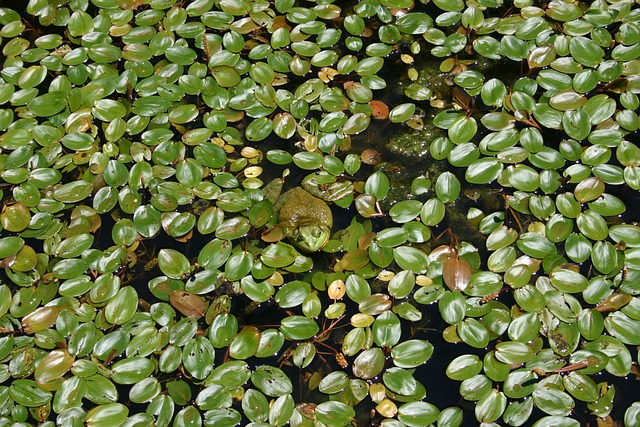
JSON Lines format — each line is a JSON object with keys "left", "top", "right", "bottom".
{"left": 270, "top": 184, "right": 333, "bottom": 252}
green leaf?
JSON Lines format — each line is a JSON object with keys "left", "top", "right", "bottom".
{"left": 394, "top": 246, "right": 430, "bottom": 273}
{"left": 251, "top": 365, "right": 293, "bottom": 397}
{"left": 27, "top": 91, "right": 67, "bottom": 117}
{"left": 448, "top": 116, "right": 477, "bottom": 144}
{"left": 435, "top": 171, "right": 461, "bottom": 203}
{"left": 364, "top": 171, "right": 390, "bottom": 200}
{"left": 315, "top": 401, "right": 355, "bottom": 427}
{"left": 272, "top": 113, "right": 296, "bottom": 139}
{"left": 208, "top": 314, "right": 238, "bottom": 348}
{"left": 433, "top": 0, "right": 464, "bottom": 11}
{"left": 532, "top": 416, "right": 580, "bottom": 427}
{"left": 195, "top": 384, "right": 230, "bottom": 410}
{"left": 274, "top": 280, "right": 310, "bottom": 308}
{"left": 375, "top": 227, "right": 408, "bottom": 248}
{"left": 562, "top": 109, "right": 591, "bottom": 141}
{"left": 398, "top": 401, "right": 440, "bottom": 426}
{"left": 183, "top": 337, "right": 215, "bottom": 379}
{"left": 501, "top": 35, "right": 528, "bottom": 61}
{"left": 508, "top": 164, "right": 540, "bottom": 192}
{"left": 569, "top": 36, "right": 604, "bottom": 68}
{"left": 211, "top": 65, "right": 242, "bottom": 87}
{"left": 420, "top": 198, "right": 445, "bottom": 226}
{"left": 439, "top": 290, "right": 466, "bottom": 325}
{"left": 475, "top": 389, "right": 507, "bottom": 423}
{"left": 342, "top": 112, "right": 370, "bottom": 135}
{"left": 532, "top": 386, "right": 575, "bottom": 416}
{"left": 242, "top": 389, "right": 269, "bottom": 423}
{"left": 318, "top": 371, "right": 349, "bottom": 394}
{"left": 173, "top": 406, "right": 202, "bottom": 427}
{"left": 517, "top": 232, "right": 556, "bottom": 259}
{"left": 353, "top": 347, "right": 385, "bottom": 379}
{"left": 293, "top": 151, "right": 324, "bottom": 170}
{"left": 466, "top": 158, "right": 503, "bottom": 184}
{"left": 228, "top": 326, "right": 260, "bottom": 360}
{"left": 240, "top": 276, "right": 274, "bottom": 303}
{"left": 86, "top": 403, "right": 129, "bottom": 427}
{"left": 495, "top": 341, "right": 534, "bottom": 365}
{"left": 279, "top": 316, "right": 318, "bottom": 340}
{"left": 132, "top": 96, "right": 172, "bottom": 116}
{"left": 344, "top": 274, "right": 371, "bottom": 304}
{"left": 458, "top": 318, "right": 490, "bottom": 348}
{"left": 604, "top": 312, "right": 640, "bottom": 345}
{"left": 34, "top": 349, "right": 74, "bottom": 384}
{"left": 391, "top": 339, "right": 434, "bottom": 368}
{"left": 130, "top": 377, "right": 162, "bottom": 404}
{"left": 590, "top": 241, "right": 619, "bottom": 275}
{"left": 269, "top": 394, "right": 295, "bottom": 427}
{"left": 503, "top": 398, "right": 534, "bottom": 426}
{"left": 158, "top": 248, "right": 191, "bottom": 279}
{"left": 562, "top": 372, "right": 599, "bottom": 402}
{"left": 224, "top": 250, "right": 253, "bottom": 281}
{"left": 384, "top": 367, "right": 417, "bottom": 396}
{"left": 576, "top": 210, "right": 609, "bottom": 241}
{"left": 53, "top": 180, "right": 93, "bottom": 203}
{"left": 626, "top": 403, "right": 640, "bottom": 427}
{"left": 245, "top": 117, "right": 273, "bottom": 141}
{"left": 373, "top": 310, "right": 402, "bottom": 347}
{"left": 111, "top": 357, "right": 155, "bottom": 385}
{"left": 105, "top": 287, "right": 138, "bottom": 325}
{"left": 550, "top": 268, "right": 588, "bottom": 293}
{"left": 609, "top": 224, "right": 640, "bottom": 247}
{"left": 388, "top": 103, "right": 416, "bottom": 123}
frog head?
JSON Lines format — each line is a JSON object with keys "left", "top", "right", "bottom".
{"left": 288, "top": 223, "right": 331, "bottom": 252}
{"left": 275, "top": 187, "right": 333, "bottom": 252}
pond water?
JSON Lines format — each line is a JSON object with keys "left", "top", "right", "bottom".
{"left": 2, "top": 0, "right": 640, "bottom": 426}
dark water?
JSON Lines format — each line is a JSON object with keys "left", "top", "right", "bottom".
{"left": 3, "top": 1, "right": 640, "bottom": 425}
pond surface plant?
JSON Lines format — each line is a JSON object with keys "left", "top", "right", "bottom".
{"left": 1, "top": 0, "right": 640, "bottom": 426}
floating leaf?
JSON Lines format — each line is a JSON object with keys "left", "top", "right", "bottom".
{"left": 85, "top": 403, "right": 129, "bottom": 427}
{"left": 251, "top": 365, "right": 293, "bottom": 397}
{"left": 158, "top": 248, "right": 191, "bottom": 279}
{"left": 27, "top": 91, "right": 67, "bottom": 116}
{"left": 569, "top": 36, "right": 604, "bottom": 68}
{"left": 279, "top": 316, "right": 318, "bottom": 340}
{"left": 373, "top": 311, "right": 402, "bottom": 347}
{"left": 315, "top": 401, "right": 355, "bottom": 427}
{"left": 105, "top": 287, "right": 138, "bottom": 325}
{"left": 435, "top": 172, "right": 461, "bottom": 203}
{"left": 389, "top": 103, "right": 416, "bottom": 123}
{"left": 532, "top": 386, "right": 575, "bottom": 416}
{"left": 443, "top": 257, "right": 472, "bottom": 292}
{"left": 475, "top": 389, "right": 507, "bottom": 423}
{"left": 353, "top": 347, "right": 385, "bottom": 380}
{"left": 183, "top": 337, "right": 215, "bottom": 380}
{"left": 448, "top": 116, "right": 477, "bottom": 144}
{"left": 398, "top": 401, "right": 440, "bottom": 426}
{"left": 111, "top": 357, "right": 154, "bottom": 385}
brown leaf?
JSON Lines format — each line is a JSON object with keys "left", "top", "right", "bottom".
{"left": 328, "top": 279, "right": 346, "bottom": 300}
{"left": 443, "top": 257, "right": 472, "bottom": 292}
{"left": 169, "top": 291, "right": 206, "bottom": 319}
{"left": 22, "top": 306, "right": 65, "bottom": 334}
{"left": 261, "top": 225, "right": 286, "bottom": 243}
{"left": 369, "top": 100, "right": 389, "bottom": 120}
{"left": 595, "top": 292, "right": 633, "bottom": 312}
{"left": 361, "top": 149, "right": 381, "bottom": 165}
{"left": 452, "top": 86, "right": 473, "bottom": 112}
{"left": 357, "top": 231, "right": 377, "bottom": 250}
{"left": 336, "top": 249, "right": 370, "bottom": 272}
